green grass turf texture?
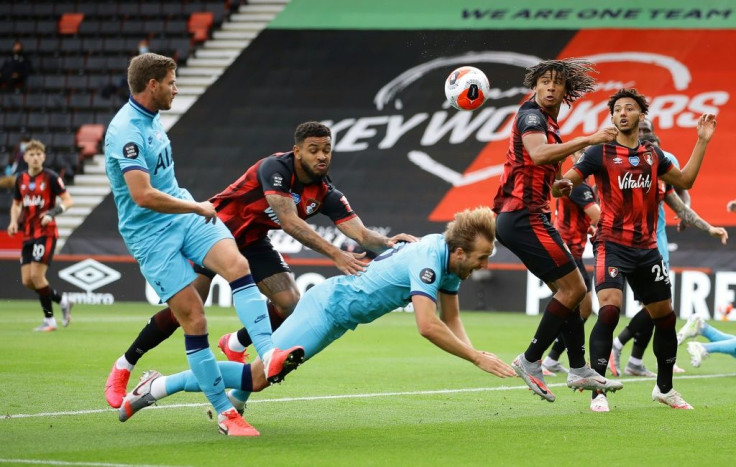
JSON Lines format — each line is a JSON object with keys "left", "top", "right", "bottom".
{"left": 1, "top": 301, "right": 734, "bottom": 466}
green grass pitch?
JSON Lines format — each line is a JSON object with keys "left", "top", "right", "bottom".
{"left": 1, "top": 301, "right": 734, "bottom": 466}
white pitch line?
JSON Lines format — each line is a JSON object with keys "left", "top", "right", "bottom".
{"left": 0, "top": 460, "right": 188, "bottom": 467}
{"left": 3, "top": 372, "right": 734, "bottom": 421}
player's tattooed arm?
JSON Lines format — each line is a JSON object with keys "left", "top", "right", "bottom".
{"left": 665, "top": 191, "right": 728, "bottom": 245}
{"left": 337, "top": 216, "right": 417, "bottom": 253}
{"left": 266, "top": 194, "right": 367, "bottom": 274}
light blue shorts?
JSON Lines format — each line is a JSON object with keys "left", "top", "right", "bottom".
{"left": 126, "top": 213, "right": 233, "bottom": 302}
{"left": 272, "top": 289, "right": 349, "bottom": 360}
{"left": 657, "top": 230, "right": 670, "bottom": 271}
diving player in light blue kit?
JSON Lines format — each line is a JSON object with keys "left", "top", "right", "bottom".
{"left": 117, "top": 207, "right": 517, "bottom": 429}
{"left": 106, "top": 53, "right": 303, "bottom": 437}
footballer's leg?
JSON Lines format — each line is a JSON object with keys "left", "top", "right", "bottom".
{"left": 105, "top": 273, "right": 212, "bottom": 408}
{"left": 222, "top": 271, "right": 299, "bottom": 361}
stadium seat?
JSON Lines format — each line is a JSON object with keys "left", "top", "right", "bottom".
{"left": 67, "top": 75, "right": 90, "bottom": 92}
{"left": 27, "top": 113, "right": 50, "bottom": 131}
{"left": 72, "top": 111, "right": 95, "bottom": 127}
{"left": 58, "top": 13, "right": 84, "bottom": 35}
{"left": 49, "top": 112, "right": 73, "bottom": 131}
{"left": 53, "top": 3, "right": 77, "bottom": 16}
{"left": 76, "top": 123, "right": 106, "bottom": 159}
{"left": 188, "top": 12, "right": 214, "bottom": 43}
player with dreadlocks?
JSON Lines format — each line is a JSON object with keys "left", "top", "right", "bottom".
{"left": 493, "top": 58, "right": 622, "bottom": 403}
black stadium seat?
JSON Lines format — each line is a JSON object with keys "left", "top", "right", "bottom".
{"left": 1, "top": 0, "right": 219, "bottom": 182}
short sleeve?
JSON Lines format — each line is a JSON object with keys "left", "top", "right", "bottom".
{"left": 569, "top": 183, "right": 596, "bottom": 210}
{"left": 655, "top": 147, "right": 673, "bottom": 176}
{"left": 257, "top": 156, "right": 292, "bottom": 197}
{"left": 516, "top": 109, "right": 547, "bottom": 136}
{"left": 49, "top": 172, "right": 67, "bottom": 196}
{"left": 407, "top": 249, "right": 443, "bottom": 303}
{"left": 321, "top": 187, "right": 355, "bottom": 223}
{"left": 573, "top": 145, "right": 603, "bottom": 179}
{"left": 13, "top": 176, "right": 21, "bottom": 201}
{"left": 110, "top": 131, "right": 148, "bottom": 175}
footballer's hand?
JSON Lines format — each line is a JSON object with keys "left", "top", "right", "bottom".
{"left": 196, "top": 201, "right": 218, "bottom": 224}
{"left": 727, "top": 200, "right": 736, "bottom": 213}
{"left": 40, "top": 214, "right": 52, "bottom": 226}
{"left": 588, "top": 126, "right": 618, "bottom": 145}
{"left": 475, "top": 351, "right": 516, "bottom": 378}
{"left": 587, "top": 224, "right": 597, "bottom": 237}
{"left": 334, "top": 250, "right": 368, "bottom": 275}
{"left": 7, "top": 221, "right": 18, "bottom": 236}
{"left": 709, "top": 226, "right": 728, "bottom": 245}
{"left": 676, "top": 218, "right": 689, "bottom": 232}
{"left": 696, "top": 113, "right": 717, "bottom": 142}
{"left": 552, "top": 178, "right": 573, "bottom": 197}
{"left": 386, "top": 233, "right": 418, "bottom": 246}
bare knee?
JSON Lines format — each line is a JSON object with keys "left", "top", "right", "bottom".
{"left": 272, "top": 291, "right": 299, "bottom": 318}
{"left": 219, "top": 255, "right": 250, "bottom": 283}
{"left": 557, "top": 282, "right": 586, "bottom": 308}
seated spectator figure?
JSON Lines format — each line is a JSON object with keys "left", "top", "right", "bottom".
{"left": 1, "top": 40, "right": 33, "bottom": 92}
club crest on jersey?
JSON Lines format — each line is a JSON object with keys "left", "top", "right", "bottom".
{"left": 305, "top": 199, "right": 320, "bottom": 215}
{"left": 644, "top": 153, "right": 653, "bottom": 165}
{"left": 290, "top": 192, "right": 301, "bottom": 204}
{"left": 419, "top": 268, "right": 436, "bottom": 284}
{"left": 608, "top": 267, "right": 619, "bottom": 278}
{"left": 29, "top": 182, "right": 36, "bottom": 191}
{"left": 629, "top": 156, "right": 640, "bottom": 166}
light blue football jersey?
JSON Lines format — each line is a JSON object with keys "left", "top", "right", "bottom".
{"left": 657, "top": 150, "right": 680, "bottom": 264}
{"left": 105, "top": 97, "right": 192, "bottom": 244}
{"left": 306, "top": 234, "right": 462, "bottom": 330}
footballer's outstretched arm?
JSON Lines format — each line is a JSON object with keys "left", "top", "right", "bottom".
{"left": 660, "top": 114, "right": 717, "bottom": 189}
{"left": 266, "top": 193, "right": 367, "bottom": 275}
{"left": 336, "top": 216, "right": 418, "bottom": 254}
{"left": 438, "top": 293, "right": 472, "bottom": 347}
{"left": 412, "top": 295, "right": 515, "bottom": 378}
{"left": 664, "top": 191, "right": 728, "bottom": 245}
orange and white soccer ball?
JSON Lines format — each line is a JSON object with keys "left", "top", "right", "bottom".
{"left": 444, "top": 66, "right": 490, "bottom": 111}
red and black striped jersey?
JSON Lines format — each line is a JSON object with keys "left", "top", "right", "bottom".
{"left": 210, "top": 151, "right": 356, "bottom": 250}
{"left": 13, "top": 169, "right": 66, "bottom": 241}
{"left": 554, "top": 182, "right": 597, "bottom": 258}
{"left": 572, "top": 141, "right": 673, "bottom": 249}
{"left": 493, "top": 99, "right": 563, "bottom": 214}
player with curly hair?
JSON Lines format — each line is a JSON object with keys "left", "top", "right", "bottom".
{"left": 493, "top": 58, "right": 621, "bottom": 403}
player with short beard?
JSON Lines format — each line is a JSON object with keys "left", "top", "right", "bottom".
{"left": 609, "top": 125, "right": 727, "bottom": 378}
{"left": 116, "top": 208, "right": 516, "bottom": 430}
{"left": 493, "top": 58, "right": 621, "bottom": 402}
{"left": 560, "top": 88, "right": 717, "bottom": 412}
{"left": 105, "top": 121, "right": 416, "bottom": 414}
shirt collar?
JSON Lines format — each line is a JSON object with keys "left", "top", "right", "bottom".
{"left": 129, "top": 96, "right": 157, "bottom": 118}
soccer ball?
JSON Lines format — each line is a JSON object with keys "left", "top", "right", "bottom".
{"left": 444, "top": 66, "right": 490, "bottom": 111}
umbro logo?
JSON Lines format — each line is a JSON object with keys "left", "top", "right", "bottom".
{"left": 58, "top": 259, "right": 121, "bottom": 292}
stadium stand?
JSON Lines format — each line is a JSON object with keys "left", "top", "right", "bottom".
{"left": 1, "top": 0, "right": 286, "bottom": 253}
{"left": 0, "top": 0, "right": 238, "bottom": 185}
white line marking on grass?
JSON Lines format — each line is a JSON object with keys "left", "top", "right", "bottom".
{"left": 4, "top": 372, "right": 734, "bottom": 420}
{"left": 0, "top": 460, "right": 188, "bottom": 467}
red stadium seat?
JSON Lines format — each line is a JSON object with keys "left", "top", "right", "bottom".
{"left": 188, "top": 12, "right": 214, "bottom": 43}
{"left": 76, "top": 123, "right": 106, "bottom": 159}
{"left": 58, "top": 13, "right": 84, "bottom": 35}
